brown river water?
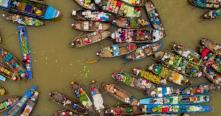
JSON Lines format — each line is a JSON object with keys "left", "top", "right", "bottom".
{"left": 0, "top": 0, "right": 221, "bottom": 115}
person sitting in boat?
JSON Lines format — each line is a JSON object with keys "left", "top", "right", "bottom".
{"left": 83, "top": 37, "right": 92, "bottom": 44}
{"left": 12, "top": 1, "right": 21, "bottom": 9}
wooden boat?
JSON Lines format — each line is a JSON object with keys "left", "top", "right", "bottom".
{"left": 126, "top": 42, "right": 163, "bottom": 60}
{"left": 101, "top": 83, "right": 139, "bottom": 106}
{"left": 53, "top": 109, "right": 79, "bottom": 116}
{"left": 20, "top": 91, "right": 39, "bottom": 116}
{"left": 132, "top": 68, "right": 167, "bottom": 85}
{"left": 71, "top": 21, "right": 110, "bottom": 32}
{"left": 70, "top": 31, "right": 111, "bottom": 48}
{"left": 143, "top": 104, "right": 212, "bottom": 113}
{"left": 89, "top": 80, "right": 105, "bottom": 114}
{"left": 171, "top": 42, "right": 203, "bottom": 65}
{"left": 188, "top": 0, "right": 221, "bottom": 9}
{"left": 112, "top": 71, "right": 156, "bottom": 90}
{"left": 145, "top": 0, "right": 165, "bottom": 31}
{"left": 0, "top": 47, "right": 27, "bottom": 79}
{"left": 0, "top": 96, "right": 20, "bottom": 113}
{"left": 199, "top": 46, "right": 220, "bottom": 66}
{"left": 73, "top": 0, "right": 96, "bottom": 10}
{"left": 113, "top": 17, "right": 151, "bottom": 29}
{"left": 72, "top": 10, "right": 114, "bottom": 22}
{"left": 148, "top": 64, "right": 191, "bottom": 86}
{"left": 6, "top": 86, "right": 37, "bottom": 115}
{"left": 96, "top": 43, "right": 137, "bottom": 58}
{"left": 17, "top": 26, "right": 33, "bottom": 79}
{"left": 203, "top": 9, "right": 221, "bottom": 19}
{"left": 49, "top": 91, "right": 87, "bottom": 114}
{"left": 154, "top": 51, "right": 203, "bottom": 78}
{"left": 200, "top": 38, "right": 221, "bottom": 56}
{"left": 203, "top": 67, "right": 221, "bottom": 85}
{"left": 111, "top": 28, "right": 164, "bottom": 43}
{"left": 0, "top": 63, "right": 19, "bottom": 81}
{"left": 104, "top": 105, "right": 145, "bottom": 116}
{"left": 70, "top": 81, "right": 93, "bottom": 111}
{"left": 94, "top": 0, "right": 141, "bottom": 17}
{"left": 0, "top": 0, "right": 61, "bottom": 20}
{"left": 2, "top": 12, "right": 44, "bottom": 26}
{"left": 211, "top": 63, "right": 221, "bottom": 73}
{"left": 181, "top": 84, "right": 220, "bottom": 95}
{"left": 140, "top": 94, "right": 210, "bottom": 105}
{"left": 0, "top": 86, "right": 6, "bottom": 96}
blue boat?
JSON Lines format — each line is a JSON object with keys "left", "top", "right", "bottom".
{"left": 188, "top": 0, "right": 221, "bottom": 9}
{"left": 139, "top": 94, "right": 210, "bottom": 105}
{"left": 0, "top": 0, "right": 61, "bottom": 20}
{"left": 17, "top": 26, "right": 32, "bottom": 80}
{"left": 5, "top": 86, "right": 37, "bottom": 116}
{"left": 144, "top": 104, "right": 212, "bottom": 113}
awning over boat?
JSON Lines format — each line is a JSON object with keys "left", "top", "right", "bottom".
{"left": 0, "top": 0, "right": 9, "bottom": 8}
{"left": 44, "top": 6, "right": 60, "bottom": 20}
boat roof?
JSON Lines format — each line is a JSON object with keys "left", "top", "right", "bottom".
{"left": 0, "top": 0, "right": 9, "bottom": 8}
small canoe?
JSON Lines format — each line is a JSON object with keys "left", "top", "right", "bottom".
{"left": 0, "top": 96, "right": 20, "bottom": 113}
{"left": 2, "top": 12, "right": 44, "bottom": 27}
{"left": 154, "top": 51, "right": 203, "bottom": 78}
{"left": 140, "top": 94, "right": 210, "bottom": 105}
{"left": 104, "top": 105, "right": 145, "bottom": 116}
{"left": 73, "top": 0, "right": 96, "bottom": 10}
{"left": 112, "top": 71, "right": 156, "bottom": 90}
{"left": 0, "top": 86, "right": 6, "bottom": 96}
{"left": 89, "top": 80, "right": 105, "bottom": 114}
{"left": 70, "top": 81, "right": 93, "bottom": 111}
{"left": 145, "top": 0, "right": 165, "bottom": 31}
{"left": 70, "top": 31, "right": 111, "bottom": 48}
{"left": 95, "top": 0, "right": 141, "bottom": 17}
{"left": 111, "top": 29, "right": 164, "bottom": 43}
{"left": 148, "top": 64, "right": 191, "bottom": 86}
{"left": 0, "top": 63, "right": 19, "bottom": 81}
{"left": 0, "top": 47, "right": 27, "bottom": 79}
{"left": 96, "top": 43, "right": 137, "bottom": 58}
{"left": 101, "top": 82, "right": 139, "bottom": 106}
{"left": 120, "top": 0, "right": 146, "bottom": 6}
{"left": 203, "top": 67, "right": 221, "bottom": 85}
{"left": 71, "top": 21, "right": 110, "bottom": 32}
{"left": 126, "top": 42, "right": 163, "bottom": 60}
{"left": 17, "top": 26, "right": 33, "bottom": 79}
{"left": 143, "top": 104, "right": 212, "bottom": 113}
{"left": 0, "top": 0, "right": 61, "bottom": 20}
{"left": 203, "top": 9, "right": 221, "bottom": 19}
{"left": 171, "top": 42, "right": 203, "bottom": 65}
{"left": 6, "top": 86, "right": 37, "bottom": 115}
{"left": 49, "top": 91, "right": 87, "bottom": 114}
{"left": 52, "top": 109, "right": 79, "bottom": 116}
{"left": 113, "top": 17, "right": 151, "bottom": 29}
{"left": 20, "top": 91, "right": 39, "bottom": 116}
{"left": 72, "top": 10, "right": 114, "bottom": 22}
{"left": 132, "top": 68, "right": 167, "bottom": 85}
{"left": 188, "top": 0, "right": 221, "bottom": 9}
{"left": 200, "top": 38, "right": 221, "bottom": 56}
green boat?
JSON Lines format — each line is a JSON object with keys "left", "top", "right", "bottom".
{"left": 132, "top": 68, "right": 167, "bottom": 85}
{"left": 2, "top": 12, "right": 44, "bottom": 26}
{"left": 70, "top": 81, "right": 93, "bottom": 111}
{"left": 148, "top": 64, "right": 191, "bottom": 86}
{"left": 154, "top": 51, "right": 203, "bottom": 78}
{"left": 112, "top": 71, "right": 156, "bottom": 90}
{"left": 94, "top": 0, "right": 141, "bottom": 17}
{"left": 203, "top": 9, "right": 221, "bottom": 19}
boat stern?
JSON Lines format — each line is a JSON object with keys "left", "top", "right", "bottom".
{"left": 44, "top": 6, "right": 61, "bottom": 20}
